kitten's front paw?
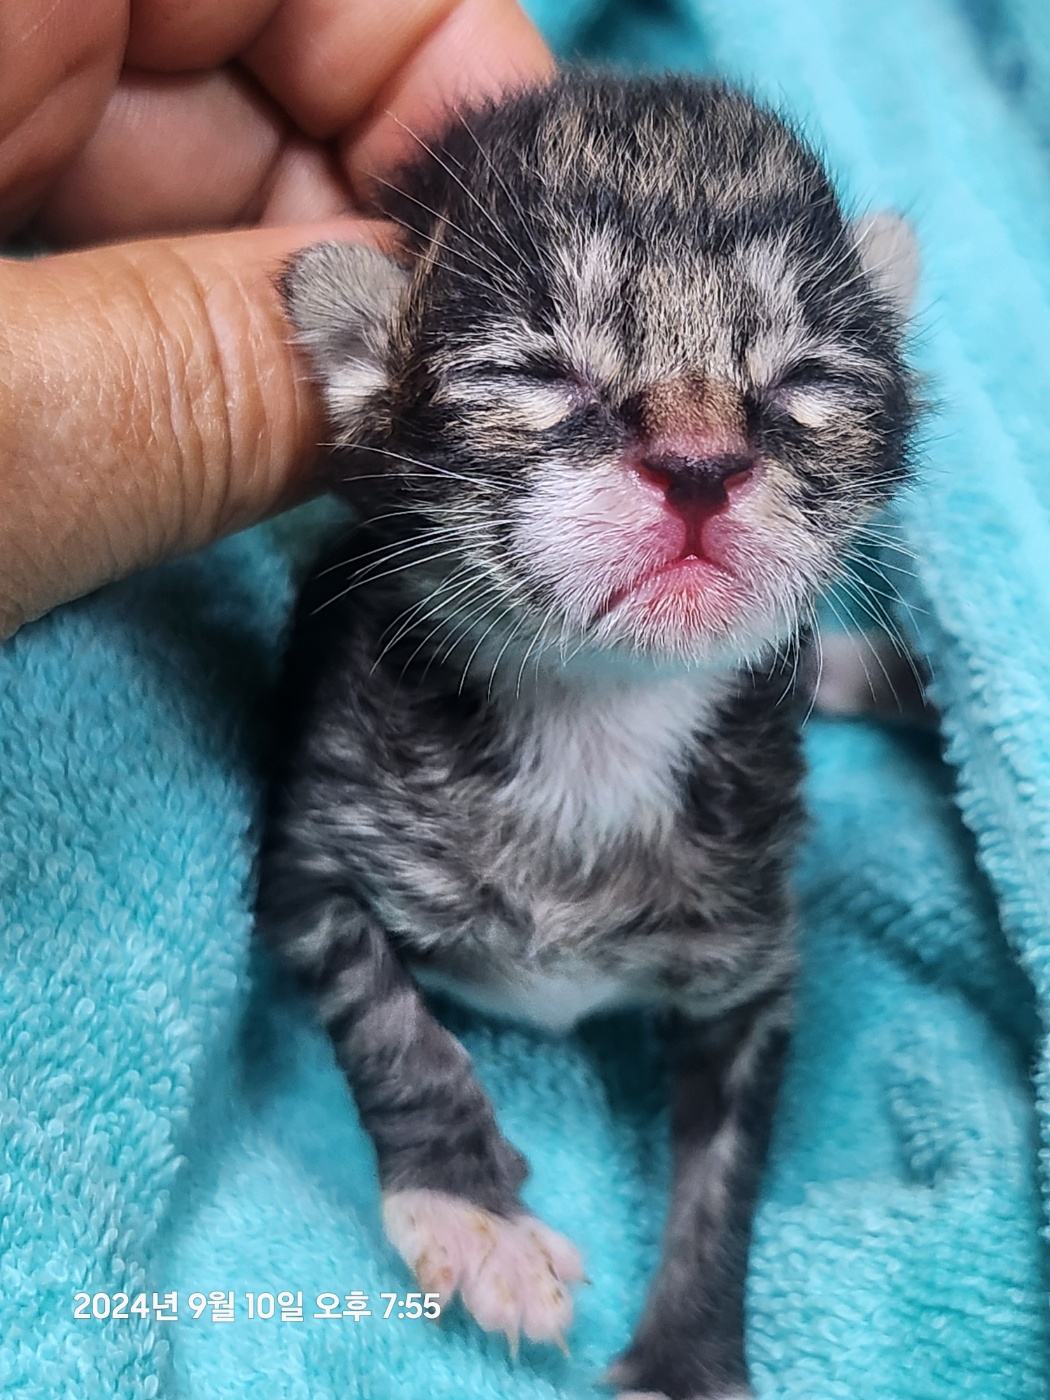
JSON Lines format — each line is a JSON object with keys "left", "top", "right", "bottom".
{"left": 382, "top": 1188, "right": 584, "bottom": 1350}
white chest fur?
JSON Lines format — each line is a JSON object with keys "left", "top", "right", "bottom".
{"left": 494, "top": 665, "right": 727, "bottom": 853}
{"left": 409, "top": 663, "right": 732, "bottom": 1033}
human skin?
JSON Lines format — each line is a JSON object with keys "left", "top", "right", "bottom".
{"left": 0, "top": 0, "right": 552, "bottom": 640}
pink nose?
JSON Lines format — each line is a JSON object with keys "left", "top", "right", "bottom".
{"left": 639, "top": 451, "right": 756, "bottom": 513}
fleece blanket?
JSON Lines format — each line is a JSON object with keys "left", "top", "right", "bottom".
{"left": 3, "top": 2, "right": 1050, "bottom": 1396}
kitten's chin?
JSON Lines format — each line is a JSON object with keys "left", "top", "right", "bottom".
{"left": 506, "top": 491, "right": 821, "bottom": 671}
{"left": 595, "top": 553, "right": 735, "bottom": 624}
{"left": 578, "top": 539, "right": 754, "bottom": 660}
{"left": 584, "top": 560, "right": 811, "bottom": 672}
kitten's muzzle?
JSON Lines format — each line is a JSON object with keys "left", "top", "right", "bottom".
{"left": 638, "top": 451, "right": 756, "bottom": 513}
{"left": 636, "top": 450, "right": 759, "bottom": 559}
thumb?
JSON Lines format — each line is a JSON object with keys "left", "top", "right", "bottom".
{"left": 0, "top": 219, "right": 379, "bottom": 639}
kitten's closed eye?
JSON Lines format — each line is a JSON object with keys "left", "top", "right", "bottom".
{"left": 770, "top": 357, "right": 840, "bottom": 393}
{"left": 762, "top": 377, "right": 839, "bottom": 432}
{"left": 435, "top": 358, "right": 594, "bottom": 431}
{"left": 761, "top": 359, "right": 865, "bottom": 431}
{"left": 475, "top": 356, "right": 569, "bottom": 384}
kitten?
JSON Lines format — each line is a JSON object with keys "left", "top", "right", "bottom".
{"left": 258, "top": 72, "right": 916, "bottom": 1400}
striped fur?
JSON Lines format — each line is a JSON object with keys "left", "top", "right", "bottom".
{"left": 261, "top": 72, "right": 916, "bottom": 1399}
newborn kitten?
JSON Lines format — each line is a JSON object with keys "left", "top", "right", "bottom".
{"left": 258, "top": 72, "right": 916, "bottom": 1400}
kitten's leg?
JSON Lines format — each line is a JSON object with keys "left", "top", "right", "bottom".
{"left": 608, "top": 990, "right": 791, "bottom": 1400}
{"left": 269, "top": 890, "right": 584, "bottom": 1347}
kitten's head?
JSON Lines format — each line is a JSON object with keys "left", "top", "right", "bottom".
{"left": 284, "top": 73, "right": 916, "bottom": 670}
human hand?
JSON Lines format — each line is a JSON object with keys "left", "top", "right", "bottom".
{"left": 0, "top": 0, "right": 552, "bottom": 639}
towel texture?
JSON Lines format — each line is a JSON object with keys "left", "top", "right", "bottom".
{"left": 2, "top": 2, "right": 1049, "bottom": 1397}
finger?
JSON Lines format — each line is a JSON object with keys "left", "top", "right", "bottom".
{"left": 0, "top": 0, "right": 127, "bottom": 235}
{"left": 242, "top": 0, "right": 461, "bottom": 142}
{"left": 125, "top": 0, "right": 280, "bottom": 71}
{"left": 34, "top": 68, "right": 293, "bottom": 244}
{"left": 243, "top": 0, "right": 551, "bottom": 165}
{"left": 341, "top": 0, "right": 553, "bottom": 203}
{"left": 0, "top": 219, "right": 387, "bottom": 639}
{"left": 260, "top": 140, "right": 352, "bottom": 225}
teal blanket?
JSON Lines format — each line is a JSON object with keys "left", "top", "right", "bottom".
{"left": 3, "top": 2, "right": 1049, "bottom": 1396}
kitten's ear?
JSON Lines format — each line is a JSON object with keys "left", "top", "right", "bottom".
{"left": 853, "top": 212, "right": 920, "bottom": 319}
{"left": 280, "top": 241, "right": 410, "bottom": 438}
